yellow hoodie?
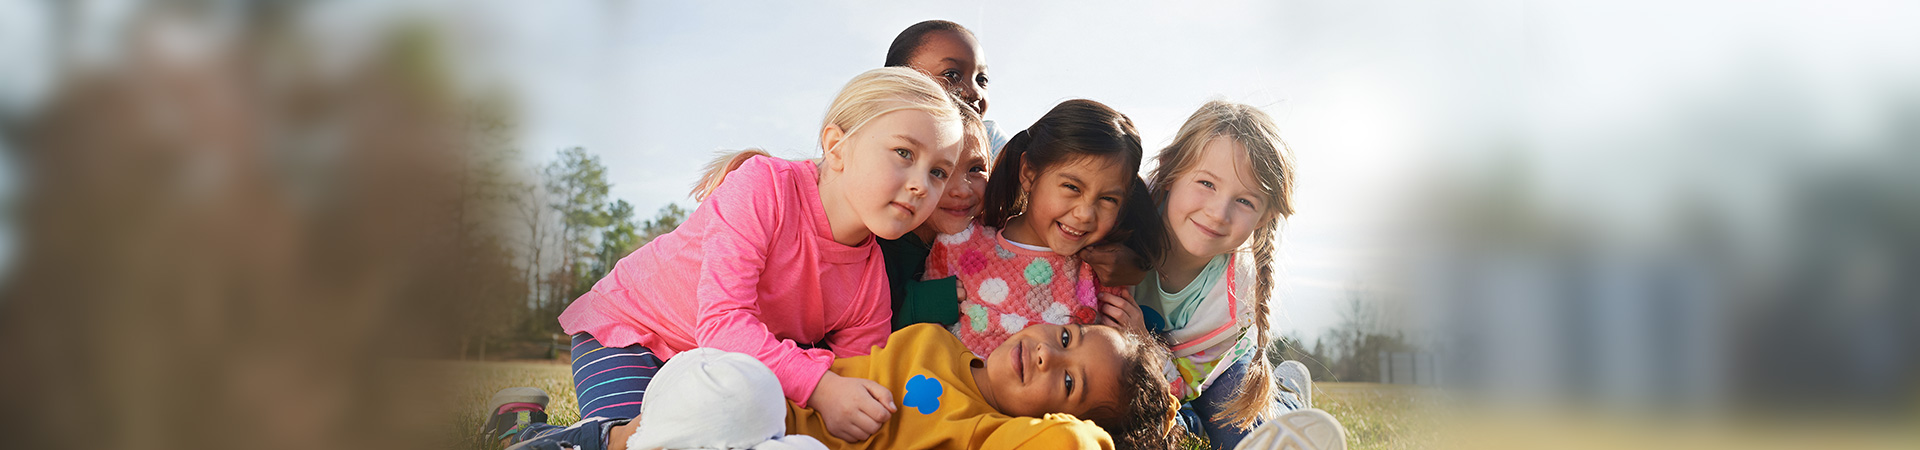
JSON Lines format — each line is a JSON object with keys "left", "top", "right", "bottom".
{"left": 785, "top": 324, "right": 1112, "bottom": 449}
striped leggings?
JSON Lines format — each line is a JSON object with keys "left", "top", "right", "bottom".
{"left": 513, "top": 333, "right": 664, "bottom": 444}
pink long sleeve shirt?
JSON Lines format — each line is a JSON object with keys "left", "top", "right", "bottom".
{"left": 557, "top": 155, "right": 893, "bottom": 406}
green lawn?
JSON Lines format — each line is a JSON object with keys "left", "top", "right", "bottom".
{"left": 1312, "top": 383, "right": 1442, "bottom": 450}
{"left": 438, "top": 361, "right": 1437, "bottom": 450}
{"left": 439, "top": 361, "right": 582, "bottom": 450}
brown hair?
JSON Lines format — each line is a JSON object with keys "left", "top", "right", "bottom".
{"left": 1146, "top": 100, "right": 1297, "bottom": 429}
{"left": 1077, "top": 326, "right": 1180, "bottom": 450}
{"left": 980, "top": 99, "right": 1167, "bottom": 269}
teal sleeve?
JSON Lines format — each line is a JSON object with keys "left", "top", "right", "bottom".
{"left": 892, "top": 276, "right": 961, "bottom": 331}
{"left": 1140, "top": 304, "right": 1168, "bottom": 334}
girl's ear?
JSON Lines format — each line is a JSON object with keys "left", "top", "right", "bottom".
{"left": 1018, "top": 153, "right": 1037, "bottom": 193}
{"left": 820, "top": 124, "right": 849, "bottom": 172}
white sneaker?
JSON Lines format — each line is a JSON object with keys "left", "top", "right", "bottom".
{"left": 1274, "top": 360, "right": 1313, "bottom": 408}
{"left": 1233, "top": 408, "right": 1345, "bottom": 450}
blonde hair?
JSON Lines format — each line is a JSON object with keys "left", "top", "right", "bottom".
{"left": 1146, "top": 100, "right": 1297, "bottom": 430}
{"left": 692, "top": 67, "right": 971, "bottom": 200}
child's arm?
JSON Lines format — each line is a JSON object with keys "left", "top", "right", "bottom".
{"left": 881, "top": 236, "right": 963, "bottom": 330}
{"left": 897, "top": 229, "right": 969, "bottom": 329}
{"left": 1094, "top": 290, "right": 1148, "bottom": 335}
{"left": 692, "top": 159, "right": 895, "bottom": 442}
{"left": 1080, "top": 242, "right": 1148, "bottom": 287}
{"left": 892, "top": 276, "right": 963, "bottom": 329}
{"left": 809, "top": 371, "right": 894, "bottom": 442}
{"left": 825, "top": 290, "right": 891, "bottom": 358}
{"left": 686, "top": 159, "right": 837, "bottom": 406}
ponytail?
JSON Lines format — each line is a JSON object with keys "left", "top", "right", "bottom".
{"left": 688, "top": 149, "right": 772, "bottom": 201}
{"left": 980, "top": 128, "right": 1036, "bottom": 228}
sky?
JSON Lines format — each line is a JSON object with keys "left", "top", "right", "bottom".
{"left": 6, "top": 0, "right": 1917, "bottom": 348}
{"left": 437, "top": 0, "right": 1401, "bottom": 342}
{"left": 342, "top": 0, "right": 1920, "bottom": 343}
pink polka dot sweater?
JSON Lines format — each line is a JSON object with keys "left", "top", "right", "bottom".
{"left": 924, "top": 222, "right": 1122, "bottom": 357}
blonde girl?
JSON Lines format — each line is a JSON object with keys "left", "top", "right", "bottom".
{"left": 1118, "top": 100, "right": 1301, "bottom": 449}
{"left": 491, "top": 67, "right": 967, "bottom": 446}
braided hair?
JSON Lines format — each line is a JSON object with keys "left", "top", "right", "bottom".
{"left": 1145, "top": 101, "right": 1297, "bottom": 430}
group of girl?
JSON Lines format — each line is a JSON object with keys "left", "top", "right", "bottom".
{"left": 484, "top": 20, "right": 1342, "bottom": 450}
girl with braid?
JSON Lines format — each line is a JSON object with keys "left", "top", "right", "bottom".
{"left": 1098, "top": 101, "right": 1331, "bottom": 449}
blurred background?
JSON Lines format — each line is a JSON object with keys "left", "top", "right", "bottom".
{"left": 0, "top": 1, "right": 1914, "bottom": 449}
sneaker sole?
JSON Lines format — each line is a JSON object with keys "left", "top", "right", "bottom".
{"left": 1235, "top": 408, "right": 1345, "bottom": 450}
{"left": 488, "top": 387, "right": 552, "bottom": 413}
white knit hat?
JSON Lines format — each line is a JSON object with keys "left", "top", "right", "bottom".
{"left": 626, "top": 348, "right": 826, "bottom": 450}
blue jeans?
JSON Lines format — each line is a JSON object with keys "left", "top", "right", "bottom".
{"left": 1176, "top": 355, "right": 1305, "bottom": 450}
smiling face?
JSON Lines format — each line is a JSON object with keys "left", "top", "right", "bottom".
{"left": 822, "top": 109, "right": 963, "bottom": 244}
{"left": 904, "top": 30, "right": 989, "bottom": 115}
{"left": 976, "top": 323, "right": 1127, "bottom": 419}
{"left": 1162, "top": 136, "right": 1270, "bottom": 261}
{"left": 924, "top": 138, "right": 990, "bottom": 235}
{"left": 1002, "top": 155, "right": 1128, "bottom": 255}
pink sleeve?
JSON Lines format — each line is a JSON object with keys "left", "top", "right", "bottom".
{"left": 691, "top": 159, "right": 835, "bottom": 406}
{"left": 924, "top": 232, "right": 956, "bottom": 281}
{"left": 825, "top": 295, "right": 890, "bottom": 358}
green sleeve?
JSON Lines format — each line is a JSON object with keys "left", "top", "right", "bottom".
{"left": 892, "top": 276, "right": 961, "bottom": 331}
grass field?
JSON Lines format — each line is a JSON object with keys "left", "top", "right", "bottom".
{"left": 1313, "top": 383, "right": 1443, "bottom": 450}
{"left": 437, "top": 360, "right": 1439, "bottom": 450}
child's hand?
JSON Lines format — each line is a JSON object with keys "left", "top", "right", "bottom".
{"left": 1096, "top": 290, "right": 1148, "bottom": 335}
{"left": 810, "top": 371, "right": 895, "bottom": 442}
{"left": 1080, "top": 243, "right": 1148, "bottom": 287}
